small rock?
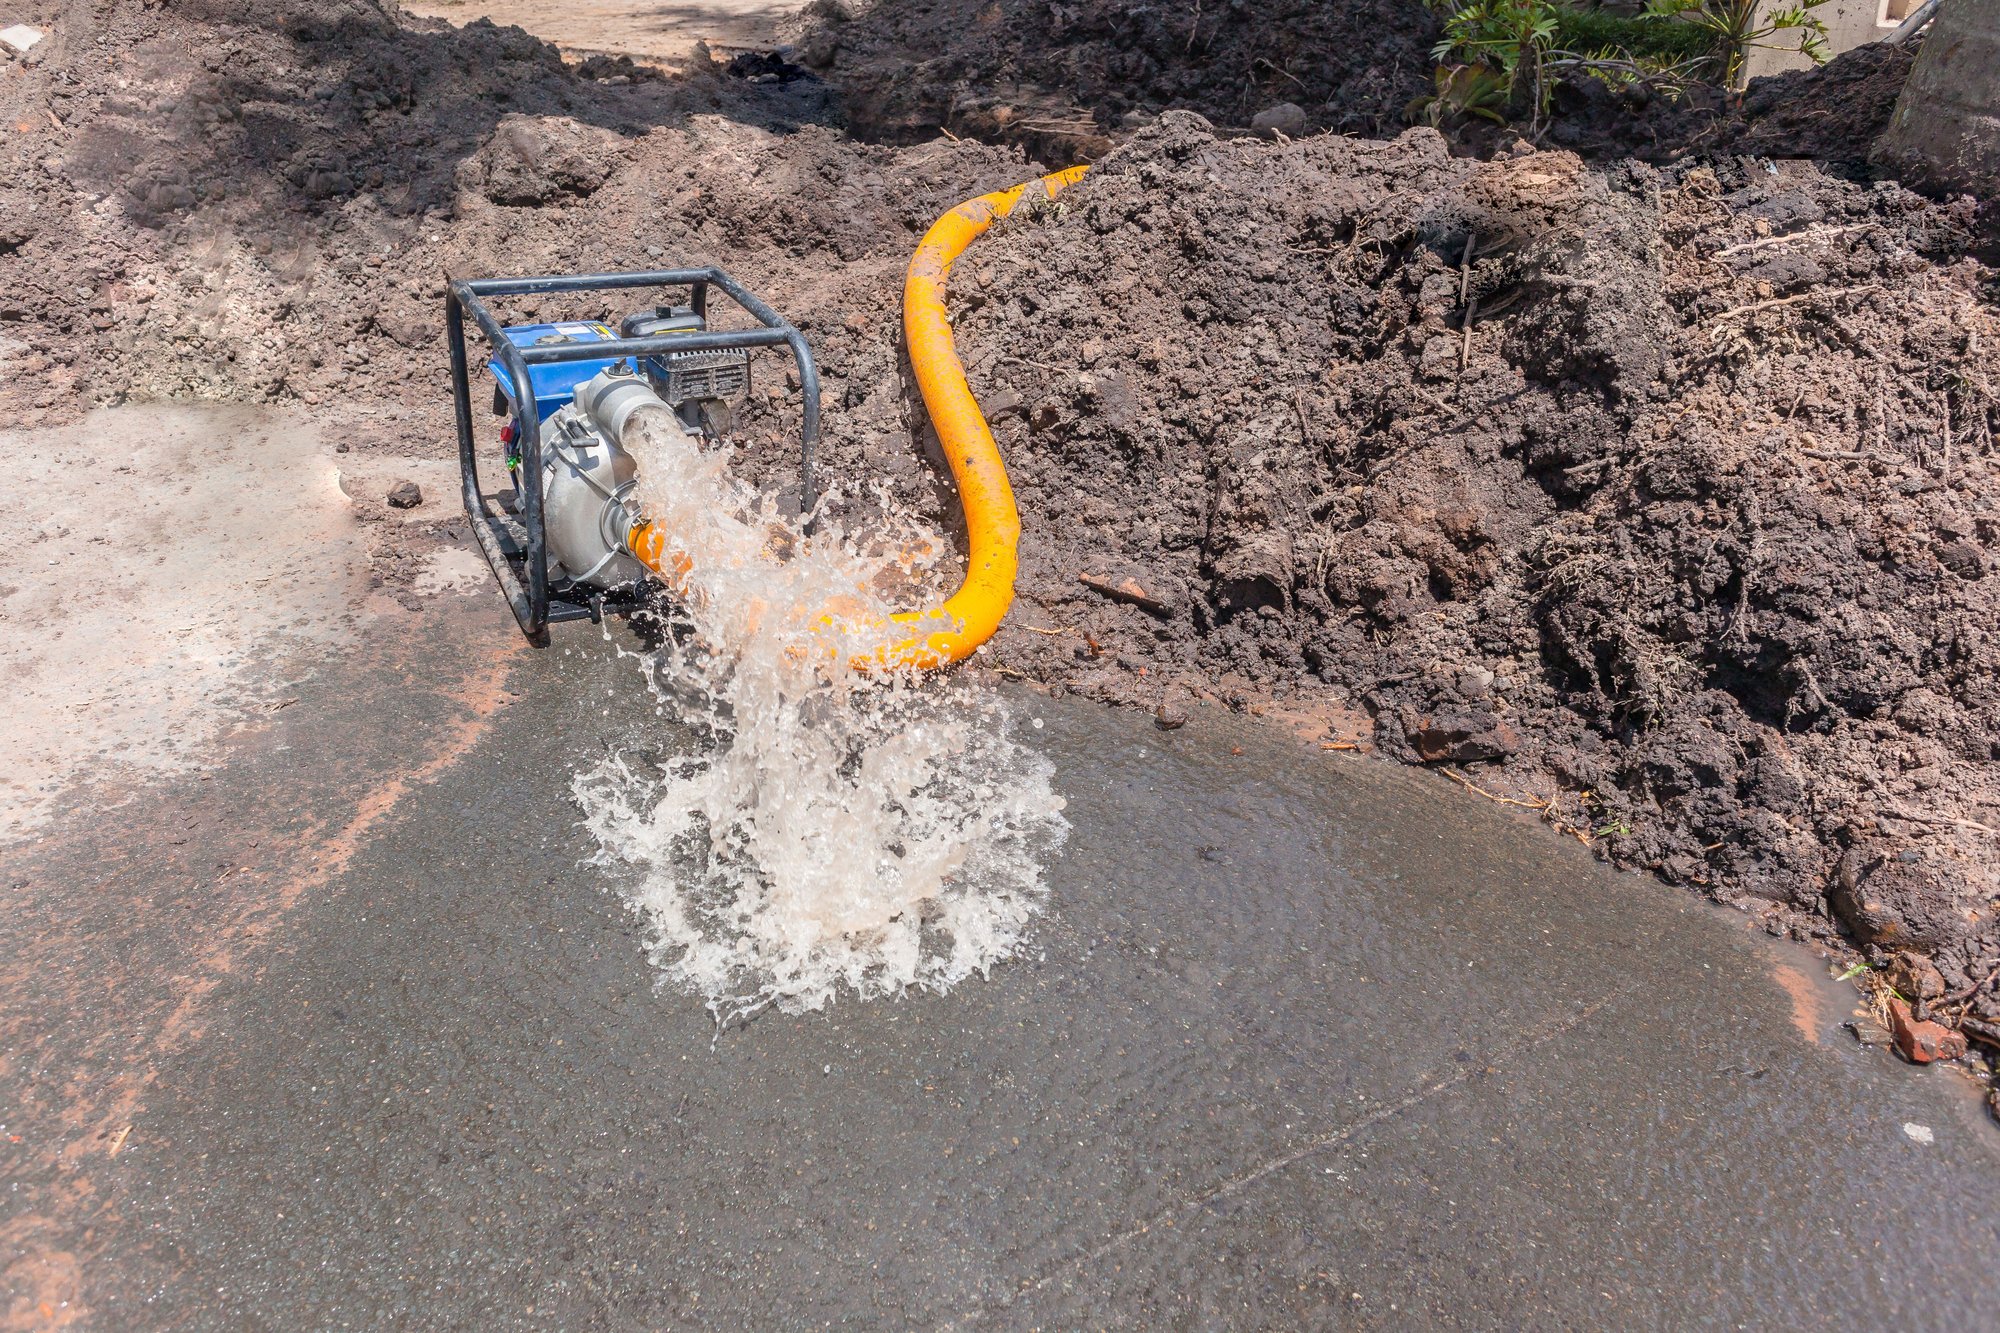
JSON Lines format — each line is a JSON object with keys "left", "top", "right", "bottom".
{"left": 1885, "top": 950, "right": 1946, "bottom": 1001}
{"left": 1250, "top": 102, "right": 1306, "bottom": 139}
{"left": 1887, "top": 996, "right": 1967, "bottom": 1064}
{"left": 1846, "top": 1017, "right": 1894, "bottom": 1047}
{"left": 386, "top": 480, "right": 423, "bottom": 509}
{"left": 1937, "top": 538, "right": 1984, "bottom": 580}
{"left": 986, "top": 389, "right": 1026, "bottom": 420}
{"left": 1154, "top": 704, "right": 1187, "bottom": 730}
{"left": 1409, "top": 711, "right": 1521, "bottom": 764}
{"left": 1456, "top": 666, "right": 1494, "bottom": 700}
{"left": 334, "top": 441, "right": 350, "bottom": 454}
{"left": 1902, "top": 1121, "right": 1934, "bottom": 1144}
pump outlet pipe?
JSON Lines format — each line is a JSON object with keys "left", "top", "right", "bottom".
{"left": 621, "top": 165, "right": 1089, "bottom": 671}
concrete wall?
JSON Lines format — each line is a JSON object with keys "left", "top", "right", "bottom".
{"left": 1741, "top": 0, "right": 1908, "bottom": 81}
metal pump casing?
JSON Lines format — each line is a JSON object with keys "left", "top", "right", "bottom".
{"left": 535, "top": 365, "right": 685, "bottom": 590}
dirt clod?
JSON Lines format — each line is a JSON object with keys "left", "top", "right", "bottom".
{"left": 386, "top": 481, "right": 424, "bottom": 509}
{"left": 1408, "top": 712, "right": 1522, "bottom": 766}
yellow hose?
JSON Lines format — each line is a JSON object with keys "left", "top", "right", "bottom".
{"left": 627, "top": 165, "right": 1089, "bottom": 671}
{"left": 870, "top": 164, "right": 1090, "bottom": 671}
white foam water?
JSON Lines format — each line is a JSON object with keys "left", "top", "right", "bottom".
{"left": 572, "top": 406, "right": 1068, "bottom": 1025}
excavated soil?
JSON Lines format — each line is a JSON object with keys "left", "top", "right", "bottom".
{"left": 790, "top": 0, "right": 1441, "bottom": 154}
{"left": 6, "top": 2, "right": 2000, "bottom": 1036}
{"left": 1548, "top": 40, "right": 1921, "bottom": 170}
{"left": 799, "top": 118, "right": 2000, "bottom": 1032}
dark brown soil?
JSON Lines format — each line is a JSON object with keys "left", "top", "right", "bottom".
{"left": 8, "top": 1, "right": 2000, "bottom": 1038}
{"left": 795, "top": 115, "right": 2000, "bottom": 1033}
{"left": 791, "top": 0, "right": 1440, "bottom": 155}
{"left": 1547, "top": 40, "right": 1920, "bottom": 170}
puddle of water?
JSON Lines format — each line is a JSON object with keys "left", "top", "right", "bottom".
{"left": 573, "top": 408, "right": 1067, "bottom": 1022}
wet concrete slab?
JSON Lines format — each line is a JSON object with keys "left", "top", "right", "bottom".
{"left": 4, "top": 604, "right": 1997, "bottom": 1328}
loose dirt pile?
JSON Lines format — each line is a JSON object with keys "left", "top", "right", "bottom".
{"left": 0, "top": 0, "right": 1040, "bottom": 424}
{"left": 8, "top": 2, "right": 2000, "bottom": 1030}
{"left": 1549, "top": 40, "right": 1920, "bottom": 170}
{"left": 791, "top": 0, "right": 1439, "bottom": 152}
{"left": 798, "top": 116, "right": 2000, "bottom": 1032}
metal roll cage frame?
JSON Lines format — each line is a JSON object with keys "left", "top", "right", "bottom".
{"left": 446, "top": 267, "right": 821, "bottom": 643}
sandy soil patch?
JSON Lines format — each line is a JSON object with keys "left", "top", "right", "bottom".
{"left": 0, "top": 405, "right": 369, "bottom": 841}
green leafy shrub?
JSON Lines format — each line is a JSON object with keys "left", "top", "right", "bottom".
{"left": 1551, "top": 7, "right": 1721, "bottom": 65}
{"left": 1415, "top": 0, "right": 1829, "bottom": 132}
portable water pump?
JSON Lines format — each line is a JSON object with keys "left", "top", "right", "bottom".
{"left": 446, "top": 269, "right": 820, "bottom": 643}
{"left": 447, "top": 167, "right": 1087, "bottom": 665}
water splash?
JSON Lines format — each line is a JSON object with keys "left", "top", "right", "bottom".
{"left": 572, "top": 408, "right": 1067, "bottom": 1024}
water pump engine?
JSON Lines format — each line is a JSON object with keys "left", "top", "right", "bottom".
{"left": 446, "top": 267, "right": 821, "bottom": 641}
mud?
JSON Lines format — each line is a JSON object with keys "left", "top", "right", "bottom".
{"left": 0, "top": 406, "right": 367, "bottom": 842}
{"left": 5, "top": 3, "right": 2000, "bottom": 1025}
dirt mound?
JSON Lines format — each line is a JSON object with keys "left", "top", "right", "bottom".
{"left": 0, "top": 0, "right": 1032, "bottom": 421}
{"left": 801, "top": 1, "right": 1925, "bottom": 185}
{"left": 793, "top": 0, "right": 1438, "bottom": 153}
{"left": 793, "top": 112, "right": 2000, "bottom": 1020}
{"left": 1549, "top": 40, "right": 1919, "bottom": 170}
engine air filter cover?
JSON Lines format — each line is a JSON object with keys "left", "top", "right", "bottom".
{"left": 650, "top": 348, "right": 751, "bottom": 405}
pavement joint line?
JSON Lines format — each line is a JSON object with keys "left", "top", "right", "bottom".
{"left": 948, "top": 986, "right": 1632, "bottom": 1326}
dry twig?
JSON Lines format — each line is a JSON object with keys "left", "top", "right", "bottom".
{"left": 1457, "top": 233, "right": 1477, "bottom": 374}
{"left": 1713, "top": 223, "right": 1870, "bottom": 258}
{"left": 1437, "top": 765, "right": 1551, "bottom": 812}
{"left": 1710, "top": 284, "right": 1880, "bottom": 326}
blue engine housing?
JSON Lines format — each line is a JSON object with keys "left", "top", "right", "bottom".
{"left": 486, "top": 321, "right": 626, "bottom": 421}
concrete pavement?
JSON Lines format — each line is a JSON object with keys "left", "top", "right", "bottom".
{"left": 4, "top": 590, "right": 1997, "bottom": 1329}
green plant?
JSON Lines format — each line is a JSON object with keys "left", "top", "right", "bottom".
{"left": 1418, "top": 0, "right": 1831, "bottom": 134}
{"left": 1645, "top": 0, "right": 1830, "bottom": 89}
{"left": 1553, "top": 7, "right": 1721, "bottom": 64}
{"left": 1408, "top": 62, "right": 1515, "bottom": 128}
{"left": 1432, "top": 0, "right": 1565, "bottom": 123}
